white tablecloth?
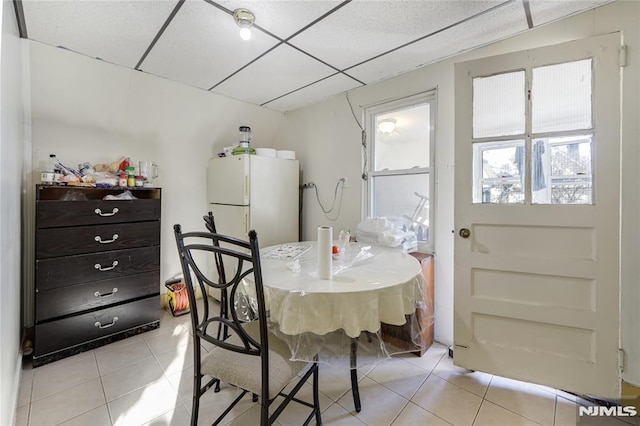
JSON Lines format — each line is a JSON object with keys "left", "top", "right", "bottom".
{"left": 240, "top": 241, "right": 426, "bottom": 365}
{"left": 261, "top": 242, "right": 423, "bottom": 339}
{"left": 239, "top": 241, "right": 428, "bottom": 367}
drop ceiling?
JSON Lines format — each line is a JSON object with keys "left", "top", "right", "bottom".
{"left": 14, "top": 0, "right": 611, "bottom": 113}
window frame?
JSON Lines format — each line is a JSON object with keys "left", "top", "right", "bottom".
{"left": 363, "top": 91, "right": 437, "bottom": 253}
{"left": 471, "top": 58, "right": 595, "bottom": 205}
{"left": 473, "top": 139, "right": 525, "bottom": 204}
{"left": 532, "top": 134, "right": 594, "bottom": 204}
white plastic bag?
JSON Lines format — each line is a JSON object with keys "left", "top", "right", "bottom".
{"left": 356, "top": 217, "right": 417, "bottom": 249}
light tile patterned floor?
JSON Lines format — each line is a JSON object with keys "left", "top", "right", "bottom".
{"left": 15, "top": 300, "right": 639, "bottom": 426}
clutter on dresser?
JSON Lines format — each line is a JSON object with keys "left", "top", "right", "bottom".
{"left": 40, "top": 154, "right": 159, "bottom": 188}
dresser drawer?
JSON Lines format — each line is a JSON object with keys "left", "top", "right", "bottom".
{"left": 37, "top": 222, "right": 160, "bottom": 258}
{"left": 34, "top": 296, "right": 160, "bottom": 357}
{"left": 36, "top": 271, "right": 160, "bottom": 321}
{"left": 36, "top": 246, "right": 160, "bottom": 290}
{"left": 37, "top": 199, "right": 161, "bottom": 228}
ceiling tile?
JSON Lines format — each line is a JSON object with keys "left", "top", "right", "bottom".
{"left": 529, "top": 0, "right": 612, "bottom": 27}
{"left": 348, "top": 1, "right": 528, "bottom": 84}
{"left": 140, "top": 0, "right": 280, "bottom": 90}
{"left": 213, "top": 0, "right": 343, "bottom": 39}
{"left": 263, "top": 73, "right": 362, "bottom": 112}
{"left": 22, "top": 0, "right": 607, "bottom": 112}
{"left": 212, "top": 43, "right": 336, "bottom": 105}
{"left": 22, "top": 0, "right": 177, "bottom": 68}
{"left": 288, "top": 0, "right": 505, "bottom": 70}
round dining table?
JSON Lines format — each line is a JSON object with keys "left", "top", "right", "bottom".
{"left": 261, "top": 241, "right": 422, "bottom": 336}
{"left": 256, "top": 241, "right": 426, "bottom": 412}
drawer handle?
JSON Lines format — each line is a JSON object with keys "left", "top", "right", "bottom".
{"left": 94, "top": 207, "right": 119, "bottom": 217}
{"left": 95, "top": 234, "right": 118, "bottom": 244}
{"left": 94, "top": 288, "right": 118, "bottom": 298}
{"left": 95, "top": 317, "right": 119, "bottom": 329}
{"left": 94, "top": 260, "right": 119, "bottom": 271}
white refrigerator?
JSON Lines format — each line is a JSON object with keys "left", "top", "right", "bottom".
{"left": 207, "top": 154, "right": 299, "bottom": 248}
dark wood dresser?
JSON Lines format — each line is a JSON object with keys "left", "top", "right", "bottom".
{"left": 380, "top": 252, "right": 434, "bottom": 356}
{"left": 33, "top": 185, "right": 162, "bottom": 367}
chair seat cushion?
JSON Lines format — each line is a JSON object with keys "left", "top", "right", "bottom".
{"left": 200, "top": 321, "right": 309, "bottom": 399}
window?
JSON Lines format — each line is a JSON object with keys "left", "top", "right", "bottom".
{"left": 472, "top": 59, "right": 593, "bottom": 205}
{"left": 365, "top": 92, "right": 436, "bottom": 253}
{"left": 474, "top": 140, "right": 525, "bottom": 204}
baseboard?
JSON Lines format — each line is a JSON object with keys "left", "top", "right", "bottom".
{"left": 5, "top": 352, "right": 23, "bottom": 426}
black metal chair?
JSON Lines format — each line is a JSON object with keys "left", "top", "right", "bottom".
{"left": 174, "top": 225, "right": 322, "bottom": 426}
{"left": 203, "top": 212, "right": 230, "bottom": 342}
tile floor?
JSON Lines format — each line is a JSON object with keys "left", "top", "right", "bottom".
{"left": 14, "top": 300, "right": 639, "bottom": 426}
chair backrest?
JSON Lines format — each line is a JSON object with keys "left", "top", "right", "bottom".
{"left": 173, "top": 225, "right": 268, "bottom": 357}
{"left": 203, "top": 212, "right": 227, "bottom": 284}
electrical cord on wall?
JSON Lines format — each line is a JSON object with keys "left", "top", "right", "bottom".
{"left": 346, "top": 92, "right": 368, "bottom": 182}
{"left": 303, "top": 178, "right": 345, "bottom": 221}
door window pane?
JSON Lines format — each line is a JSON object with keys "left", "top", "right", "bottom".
{"left": 375, "top": 104, "right": 430, "bottom": 171}
{"left": 473, "top": 140, "right": 525, "bottom": 204}
{"left": 372, "top": 174, "right": 430, "bottom": 243}
{"left": 473, "top": 71, "right": 525, "bottom": 138}
{"left": 532, "top": 135, "right": 593, "bottom": 204}
{"left": 532, "top": 59, "right": 592, "bottom": 133}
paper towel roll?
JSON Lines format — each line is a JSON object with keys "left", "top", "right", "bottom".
{"left": 317, "top": 226, "right": 333, "bottom": 280}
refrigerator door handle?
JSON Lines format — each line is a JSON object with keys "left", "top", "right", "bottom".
{"left": 244, "top": 176, "right": 249, "bottom": 200}
{"left": 244, "top": 211, "right": 249, "bottom": 234}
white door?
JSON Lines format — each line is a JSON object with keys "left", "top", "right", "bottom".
{"left": 454, "top": 33, "right": 621, "bottom": 398}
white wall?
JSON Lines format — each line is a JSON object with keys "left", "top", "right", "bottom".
{"left": 274, "top": 96, "right": 363, "bottom": 236}
{"left": 0, "top": 0, "right": 25, "bottom": 424}
{"left": 276, "top": 0, "right": 640, "bottom": 388}
{"left": 25, "top": 41, "right": 285, "bottom": 325}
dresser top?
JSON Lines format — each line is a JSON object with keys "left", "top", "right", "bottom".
{"left": 36, "top": 185, "right": 161, "bottom": 201}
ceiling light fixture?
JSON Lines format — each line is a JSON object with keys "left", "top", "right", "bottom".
{"left": 378, "top": 118, "right": 397, "bottom": 134}
{"left": 233, "top": 8, "right": 255, "bottom": 41}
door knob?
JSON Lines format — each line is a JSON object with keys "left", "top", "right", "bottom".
{"left": 459, "top": 228, "right": 471, "bottom": 238}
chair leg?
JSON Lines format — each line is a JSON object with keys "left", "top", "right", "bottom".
{"left": 313, "top": 362, "right": 322, "bottom": 425}
{"left": 260, "top": 398, "right": 269, "bottom": 426}
{"left": 350, "top": 338, "right": 361, "bottom": 413}
{"left": 190, "top": 390, "right": 200, "bottom": 426}
{"left": 214, "top": 291, "right": 228, "bottom": 395}
{"left": 191, "top": 344, "right": 202, "bottom": 426}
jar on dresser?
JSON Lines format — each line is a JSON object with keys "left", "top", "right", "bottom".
{"left": 33, "top": 185, "right": 162, "bottom": 367}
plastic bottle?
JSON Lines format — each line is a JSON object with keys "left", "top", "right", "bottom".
{"left": 48, "top": 154, "right": 61, "bottom": 174}
{"left": 41, "top": 154, "right": 61, "bottom": 184}
{"left": 126, "top": 166, "right": 136, "bottom": 187}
